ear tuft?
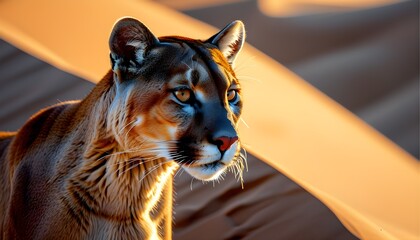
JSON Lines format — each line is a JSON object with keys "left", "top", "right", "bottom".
{"left": 109, "top": 17, "right": 158, "bottom": 74}
{"left": 208, "top": 20, "right": 246, "bottom": 65}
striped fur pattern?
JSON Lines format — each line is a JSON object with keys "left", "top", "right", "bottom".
{"left": 0, "top": 17, "right": 245, "bottom": 239}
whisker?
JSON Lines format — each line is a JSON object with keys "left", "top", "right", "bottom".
{"left": 138, "top": 161, "right": 170, "bottom": 184}
{"left": 241, "top": 147, "right": 249, "bottom": 172}
{"left": 234, "top": 55, "right": 257, "bottom": 73}
{"left": 102, "top": 147, "right": 179, "bottom": 163}
{"left": 239, "top": 117, "right": 250, "bottom": 128}
{"left": 111, "top": 156, "right": 163, "bottom": 167}
{"left": 111, "top": 156, "right": 168, "bottom": 177}
{"left": 95, "top": 148, "right": 142, "bottom": 162}
{"left": 190, "top": 178, "right": 195, "bottom": 191}
{"left": 118, "top": 119, "right": 136, "bottom": 135}
{"left": 123, "top": 121, "right": 138, "bottom": 141}
{"left": 173, "top": 166, "right": 185, "bottom": 179}
{"left": 119, "top": 161, "right": 143, "bottom": 176}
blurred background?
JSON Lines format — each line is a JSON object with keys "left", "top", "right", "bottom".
{"left": 155, "top": 0, "right": 419, "bottom": 158}
{"left": 0, "top": 0, "right": 418, "bottom": 239}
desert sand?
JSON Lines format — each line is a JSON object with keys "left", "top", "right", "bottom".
{"left": 0, "top": 0, "right": 418, "bottom": 239}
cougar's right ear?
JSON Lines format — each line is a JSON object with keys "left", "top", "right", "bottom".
{"left": 207, "top": 20, "right": 245, "bottom": 66}
{"left": 109, "top": 17, "right": 159, "bottom": 78}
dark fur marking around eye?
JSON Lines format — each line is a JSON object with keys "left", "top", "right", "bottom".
{"left": 191, "top": 70, "right": 200, "bottom": 86}
{"left": 180, "top": 42, "right": 230, "bottom": 101}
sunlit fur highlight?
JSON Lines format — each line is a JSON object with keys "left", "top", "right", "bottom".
{"left": 69, "top": 74, "right": 179, "bottom": 239}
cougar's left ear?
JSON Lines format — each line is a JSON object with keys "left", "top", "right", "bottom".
{"left": 207, "top": 20, "right": 245, "bottom": 65}
{"left": 109, "top": 17, "right": 159, "bottom": 78}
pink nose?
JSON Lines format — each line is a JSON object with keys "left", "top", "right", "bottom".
{"left": 215, "top": 136, "right": 238, "bottom": 152}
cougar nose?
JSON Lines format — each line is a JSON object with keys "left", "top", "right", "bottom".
{"left": 214, "top": 136, "right": 239, "bottom": 152}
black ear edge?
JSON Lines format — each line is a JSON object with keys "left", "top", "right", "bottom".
{"left": 109, "top": 17, "right": 159, "bottom": 71}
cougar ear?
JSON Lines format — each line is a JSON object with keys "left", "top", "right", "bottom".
{"left": 109, "top": 17, "right": 159, "bottom": 75}
{"left": 208, "top": 20, "right": 245, "bottom": 65}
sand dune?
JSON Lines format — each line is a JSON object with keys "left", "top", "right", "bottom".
{"left": 0, "top": 0, "right": 418, "bottom": 239}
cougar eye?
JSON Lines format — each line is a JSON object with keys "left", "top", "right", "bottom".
{"left": 227, "top": 90, "right": 238, "bottom": 102}
{"left": 174, "top": 89, "right": 192, "bottom": 103}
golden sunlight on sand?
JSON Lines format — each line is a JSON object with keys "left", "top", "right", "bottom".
{"left": 157, "top": 0, "right": 403, "bottom": 16}
{"left": 155, "top": 0, "right": 247, "bottom": 10}
{"left": 258, "top": 0, "right": 404, "bottom": 16}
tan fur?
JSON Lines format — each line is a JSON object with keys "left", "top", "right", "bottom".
{"left": 0, "top": 72, "right": 178, "bottom": 239}
{"left": 0, "top": 18, "right": 246, "bottom": 239}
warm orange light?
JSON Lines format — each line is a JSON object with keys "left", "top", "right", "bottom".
{"left": 0, "top": 0, "right": 418, "bottom": 239}
{"left": 258, "top": 0, "right": 403, "bottom": 16}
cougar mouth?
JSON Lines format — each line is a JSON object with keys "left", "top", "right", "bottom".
{"left": 201, "top": 160, "right": 224, "bottom": 169}
{"left": 181, "top": 160, "right": 228, "bottom": 181}
{"left": 185, "top": 158, "right": 225, "bottom": 168}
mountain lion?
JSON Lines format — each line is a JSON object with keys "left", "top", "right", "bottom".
{"left": 0, "top": 17, "right": 246, "bottom": 239}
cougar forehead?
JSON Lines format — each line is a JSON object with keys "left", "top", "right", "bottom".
{"left": 147, "top": 40, "right": 236, "bottom": 86}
